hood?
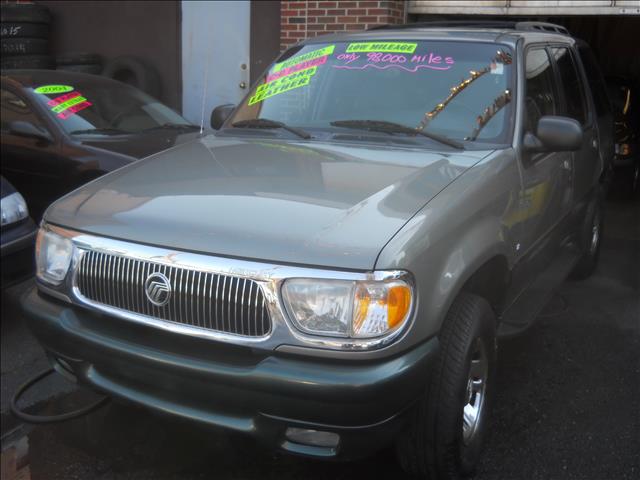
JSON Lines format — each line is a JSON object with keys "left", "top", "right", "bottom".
{"left": 78, "top": 129, "right": 202, "bottom": 159}
{"left": 47, "top": 135, "right": 491, "bottom": 270}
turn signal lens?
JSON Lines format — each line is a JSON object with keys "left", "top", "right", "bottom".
{"left": 388, "top": 284, "right": 412, "bottom": 328}
{"left": 351, "top": 281, "right": 412, "bottom": 338}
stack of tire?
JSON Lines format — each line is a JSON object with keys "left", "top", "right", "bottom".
{"left": 1, "top": 3, "right": 53, "bottom": 70}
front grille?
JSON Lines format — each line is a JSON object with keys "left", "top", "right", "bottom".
{"left": 75, "top": 250, "right": 271, "bottom": 337}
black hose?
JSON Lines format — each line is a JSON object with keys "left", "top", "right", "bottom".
{"left": 10, "top": 368, "right": 110, "bottom": 424}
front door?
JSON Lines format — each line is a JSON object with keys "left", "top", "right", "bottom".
{"left": 501, "top": 46, "right": 575, "bottom": 333}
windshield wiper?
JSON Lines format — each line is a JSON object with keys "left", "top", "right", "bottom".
{"left": 331, "top": 119, "right": 463, "bottom": 150}
{"left": 231, "top": 118, "right": 311, "bottom": 140}
{"left": 141, "top": 123, "right": 200, "bottom": 133}
{"left": 69, "top": 127, "right": 130, "bottom": 136}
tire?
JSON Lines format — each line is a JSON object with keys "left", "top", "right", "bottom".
{"left": 56, "top": 52, "right": 102, "bottom": 66}
{"left": 0, "top": 3, "right": 51, "bottom": 24}
{"left": 102, "top": 55, "right": 161, "bottom": 98}
{"left": 1, "top": 22, "right": 49, "bottom": 39}
{"left": 57, "top": 64, "right": 103, "bottom": 75}
{"left": 0, "top": 54, "right": 53, "bottom": 70}
{"left": 570, "top": 196, "right": 603, "bottom": 280}
{"left": 1, "top": 37, "right": 48, "bottom": 56}
{"left": 396, "top": 293, "right": 497, "bottom": 479}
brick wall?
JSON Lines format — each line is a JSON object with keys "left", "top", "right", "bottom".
{"left": 280, "top": 1, "right": 406, "bottom": 51}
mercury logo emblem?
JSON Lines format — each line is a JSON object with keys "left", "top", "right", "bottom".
{"left": 144, "top": 272, "right": 172, "bottom": 306}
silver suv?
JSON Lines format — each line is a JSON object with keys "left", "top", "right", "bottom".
{"left": 24, "top": 21, "right": 611, "bottom": 479}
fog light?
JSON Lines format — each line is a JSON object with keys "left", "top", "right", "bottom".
{"left": 285, "top": 427, "right": 340, "bottom": 448}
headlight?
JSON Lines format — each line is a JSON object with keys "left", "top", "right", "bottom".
{"left": 1, "top": 192, "right": 29, "bottom": 226}
{"left": 36, "top": 228, "right": 75, "bottom": 285}
{"left": 282, "top": 276, "right": 413, "bottom": 338}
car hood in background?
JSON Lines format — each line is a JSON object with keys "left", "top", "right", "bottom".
{"left": 78, "top": 129, "right": 202, "bottom": 159}
{"left": 46, "top": 135, "right": 492, "bottom": 270}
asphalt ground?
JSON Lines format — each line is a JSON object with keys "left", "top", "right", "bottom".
{"left": 1, "top": 194, "right": 638, "bottom": 480}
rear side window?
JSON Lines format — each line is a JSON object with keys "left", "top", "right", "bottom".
{"left": 552, "top": 47, "right": 588, "bottom": 125}
{"left": 577, "top": 45, "right": 611, "bottom": 118}
{"left": 524, "top": 48, "right": 557, "bottom": 132}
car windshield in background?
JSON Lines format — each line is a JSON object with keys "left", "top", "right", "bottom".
{"left": 230, "top": 40, "right": 514, "bottom": 146}
{"left": 30, "top": 82, "right": 193, "bottom": 135}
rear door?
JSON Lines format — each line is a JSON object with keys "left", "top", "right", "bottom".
{"left": 576, "top": 42, "right": 614, "bottom": 174}
{"left": 550, "top": 45, "right": 602, "bottom": 207}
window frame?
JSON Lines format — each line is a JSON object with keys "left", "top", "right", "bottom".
{"left": 522, "top": 44, "right": 562, "bottom": 134}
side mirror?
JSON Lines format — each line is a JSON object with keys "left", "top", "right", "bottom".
{"left": 210, "top": 104, "right": 235, "bottom": 130}
{"left": 8, "top": 121, "right": 52, "bottom": 143}
{"left": 524, "top": 115, "right": 583, "bottom": 153}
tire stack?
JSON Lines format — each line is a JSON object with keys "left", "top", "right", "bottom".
{"left": 1, "top": 3, "right": 53, "bottom": 70}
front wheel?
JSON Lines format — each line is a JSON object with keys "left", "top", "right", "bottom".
{"left": 396, "top": 293, "right": 497, "bottom": 479}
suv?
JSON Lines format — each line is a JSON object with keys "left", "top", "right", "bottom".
{"left": 23, "top": 22, "right": 609, "bottom": 478}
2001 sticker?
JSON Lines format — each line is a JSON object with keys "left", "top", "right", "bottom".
{"left": 34, "top": 85, "right": 74, "bottom": 94}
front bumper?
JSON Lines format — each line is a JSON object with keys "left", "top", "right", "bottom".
{"left": 21, "top": 287, "right": 438, "bottom": 459}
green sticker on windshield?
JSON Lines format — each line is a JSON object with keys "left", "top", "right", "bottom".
{"left": 51, "top": 95, "right": 87, "bottom": 113}
{"left": 346, "top": 42, "right": 417, "bottom": 54}
{"left": 248, "top": 67, "right": 317, "bottom": 105}
{"left": 272, "top": 45, "right": 335, "bottom": 73}
{"left": 34, "top": 85, "right": 74, "bottom": 94}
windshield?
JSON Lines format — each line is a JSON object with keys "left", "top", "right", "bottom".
{"left": 30, "top": 82, "right": 192, "bottom": 135}
{"left": 230, "top": 40, "right": 514, "bottom": 146}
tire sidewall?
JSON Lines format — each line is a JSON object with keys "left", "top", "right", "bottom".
{"left": 458, "top": 314, "right": 497, "bottom": 474}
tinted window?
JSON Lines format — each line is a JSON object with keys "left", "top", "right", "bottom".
{"left": 578, "top": 45, "right": 610, "bottom": 118}
{"left": 552, "top": 47, "right": 588, "bottom": 125}
{"left": 231, "top": 41, "right": 515, "bottom": 146}
{"left": 0, "top": 89, "right": 49, "bottom": 133}
{"left": 524, "top": 48, "right": 557, "bottom": 132}
{"left": 29, "top": 82, "right": 191, "bottom": 136}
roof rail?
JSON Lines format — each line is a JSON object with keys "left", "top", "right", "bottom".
{"left": 368, "top": 20, "right": 569, "bottom": 36}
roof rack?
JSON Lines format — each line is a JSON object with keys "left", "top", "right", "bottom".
{"left": 368, "top": 20, "right": 570, "bottom": 36}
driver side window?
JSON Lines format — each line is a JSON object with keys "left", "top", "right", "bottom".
{"left": 524, "top": 48, "right": 557, "bottom": 133}
{"left": 0, "top": 88, "right": 49, "bottom": 133}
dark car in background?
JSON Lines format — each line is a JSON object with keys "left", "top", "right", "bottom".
{"left": 1, "top": 175, "right": 36, "bottom": 287}
{"left": 1, "top": 70, "right": 200, "bottom": 220}
{"left": 607, "top": 76, "right": 639, "bottom": 195}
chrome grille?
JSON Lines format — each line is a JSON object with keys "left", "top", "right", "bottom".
{"left": 75, "top": 250, "right": 271, "bottom": 337}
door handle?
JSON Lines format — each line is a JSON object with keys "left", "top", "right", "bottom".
{"left": 592, "top": 138, "right": 598, "bottom": 149}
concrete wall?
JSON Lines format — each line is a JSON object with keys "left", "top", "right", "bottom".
{"left": 39, "top": 0, "right": 182, "bottom": 110}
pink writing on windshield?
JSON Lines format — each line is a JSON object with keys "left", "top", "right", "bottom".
{"left": 333, "top": 51, "right": 455, "bottom": 73}
{"left": 410, "top": 54, "right": 455, "bottom": 65}
{"left": 47, "top": 91, "right": 80, "bottom": 107}
{"left": 57, "top": 100, "right": 92, "bottom": 119}
{"left": 266, "top": 55, "right": 328, "bottom": 82}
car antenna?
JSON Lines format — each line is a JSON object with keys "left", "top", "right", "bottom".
{"left": 199, "top": 52, "right": 211, "bottom": 134}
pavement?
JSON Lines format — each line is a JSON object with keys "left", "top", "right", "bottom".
{"left": 1, "top": 194, "right": 638, "bottom": 480}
